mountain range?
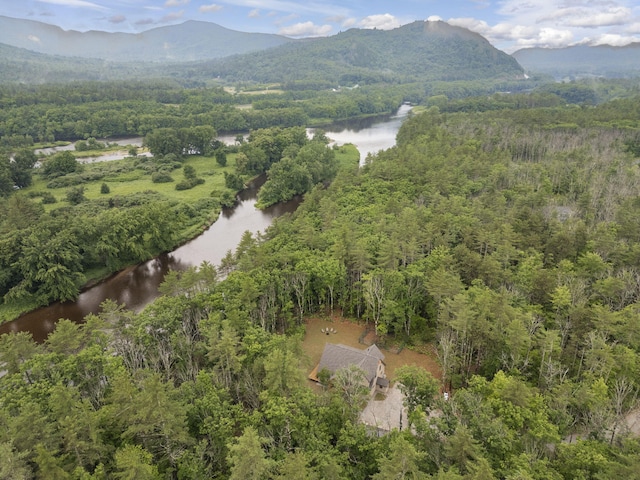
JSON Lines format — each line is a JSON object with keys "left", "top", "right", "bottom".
{"left": 513, "top": 44, "right": 640, "bottom": 79}
{"left": 0, "top": 17, "right": 525, "bottom": 86}
{"left": 0, "top": 15, "right": 292, "bottom": 62}
{"left": 199, "top": 21, "right": 524, "bottom": 85}
{"left": 1, "top": 15, "right": 639, "bottom": 85}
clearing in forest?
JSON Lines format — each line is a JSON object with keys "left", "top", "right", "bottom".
{"left": 302, "top": 315, "right": 442, "bottom": 383}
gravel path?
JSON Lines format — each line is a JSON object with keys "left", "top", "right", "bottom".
{"left": 360, "top": 384, "right": 408, "bottom": 433}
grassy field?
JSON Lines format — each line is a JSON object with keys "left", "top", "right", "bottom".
{"left": 27, "top": 152, "right": 235, "bottom": 208}
{"left": 29, "top": 144, "right": 359, "bottom": 206}
{"left": 1, "top": 142, "right": 360, "bottom": 324}
{"left": 333, "top": 144, "right": 359, "bottom": 170}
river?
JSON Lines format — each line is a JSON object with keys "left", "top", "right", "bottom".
{"left": 0, "top": 105, "right": 411, "bottom": 341}
{"left": 319, "top": 103, "right": 412, "bottom": 165}
{"left": 35, "top": 137, "right": 144, "bottom": 156}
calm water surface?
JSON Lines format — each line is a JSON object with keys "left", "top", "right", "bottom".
{"left": 1, "top": 106, "right": 411, "bottom": 341}
{"left": 320, "top": 103, "right": 412, "bottom": 165}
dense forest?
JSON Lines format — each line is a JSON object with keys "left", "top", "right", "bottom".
{"left": 0, "top": 118, "right": 342, "bottom": 317}
{"left": 0, "top": 81, "right": 405, "bottom": 143}
{"left": 2, "top": 80, "right": 640, "bottom": 478}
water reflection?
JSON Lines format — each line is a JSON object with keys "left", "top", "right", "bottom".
{"left": 318, "top": 104, "right": 412, "bottom": 165}
{"left": 1, "top": 105, "right": 410, "bottom": 341}
{"left": 0, "top": 180, "right": 299, "bottom": 342}
{"left": 35, "top": 136, "right": 144, "bottom": 156}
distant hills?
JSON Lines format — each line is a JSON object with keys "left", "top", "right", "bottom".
{"left": 0, "top": 15, "right": 292, "bottom": 62}
{"left": 186, "top": 21, "right": 524, "bottom": 85}
{"left": 0, "top": 17, "right": 524, "bottom": 88}
{"left": 0, "top": 16, "right": 524, "bottom": 85}
{"left": 0, "top": 43, "right": 152, "bottom": 83}
{"left": 513, "top": 44, "right": 640, "bottom": 79}
{"left": 2, "top": 14, "right": 639, "bottom": 86}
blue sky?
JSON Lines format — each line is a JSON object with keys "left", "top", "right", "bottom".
{"left": 2, "top": 0, "right": 640, "bottom": 52}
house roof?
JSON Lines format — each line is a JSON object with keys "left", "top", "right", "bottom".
{"left": 376, "top": 377, "right": 390, "bottom": 387}
{"left": 317, "top": 343, "right": 385, "bottom": 383}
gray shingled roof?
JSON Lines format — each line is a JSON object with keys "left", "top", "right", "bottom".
{"left": 317, "top": 343, "right": 385, "bottom": 383}
{"left": 376, "top": 377, "right": 390, "bottom": 387}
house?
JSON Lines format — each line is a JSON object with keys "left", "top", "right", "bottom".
{"left": 311, "top": 343, "right": 388, "bottom": 394}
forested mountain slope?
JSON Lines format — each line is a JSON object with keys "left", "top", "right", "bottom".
{"left": 0, "top": 20, "right": 525, "bottom": 88}
{"left": 0, "top": 43, "right": 163, "bottom": 83}
{"left": 206, "top": 20, "right": 524, "bottom": 85}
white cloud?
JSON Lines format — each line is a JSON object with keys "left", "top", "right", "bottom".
{"left": 449, "top": 17, "right": 575, "bottom": 51}
{"left": 214, "top": 0, "right": 349, "bottom": 19}
{"left": 28, "top": 34, "right": 41, "bottom": 43}
{"left": 451, "top": 0, "right": 640, "bottom": 51}
{"left": 526, "top": 27, "right": 574, "bottom": 47}
{"left": 427, "top": 16, "right": 442, "bottom": 22}
{"left": 471, "top": 0, "right": 491, "bottom": 8}
{"left": 248, "top": 9, "right": 260, "bottom": 18}
{"left": 109, "top": 14, "right": 126, "bottom": 24}
{"left": 625, "top": 22, "right": 640, "bottom": 34}
{"left": 590, "top": 33, "right": 640, "bottom": 46}
{"left": 277, "top": 13, "right": 299, "bottom": 25}
{"left": 199, "top": 4, "right": 222, "bottom": 13}
{"left": 160, "top": 10, "right": 184, "bottom": 23}
{"left": 448, "top": 18, "right": 491, "bottom": 37}
{"left": 326, "top": 15, "right": 345, "bottom": 24}
{"left": 359, "top": 14, "right": 400, "bottom": 30}
{"left": 278, "top": 21, "right": 332, "bottom": 37}
{"left": 538, "top": 6, "right": 631, "bottom": 28}
{"left": 37, "top": 0, "right": 108, "bottom": 11}
{"left": 165, "top": 0, "right": 189, "bottom": 6}
{"left": 341, "top": 17, "right": 357, "bottom": 29}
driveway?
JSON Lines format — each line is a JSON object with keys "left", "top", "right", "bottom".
{"left": 360, "top": 384, "right": 408, "bottom": 434}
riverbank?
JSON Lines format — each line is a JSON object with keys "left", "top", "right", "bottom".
{"left": 0, "top": 203, "right": 225, "bottom": 326}
{"left": 306, "top": 105, "right": 405, "bottom": 130}
{"left": 0, "top": 150, "right": 234, "bottom": 325}
{"left": 0, "top": 106, "right": 405, "bottom": 333}
{"left": 0, "top": 146, "right": 360, "bottom": 328}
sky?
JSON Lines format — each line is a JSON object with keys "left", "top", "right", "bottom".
{"left": 2, "top": 0, "right": 640, "bottom": 53}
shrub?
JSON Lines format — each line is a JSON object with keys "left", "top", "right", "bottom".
{"left": 215, "top": 149, "right": 227, "bottom": 167}
{"left": 219, "top": 191, "right": 237, "bottom": 207}
{"left": 183, "top": 165, "right": 197, "bottom": 179}
{"left": 66, "top": 186, "right": 86, "bottom": 205}
{"left": 152, "top": 172, "right": 174, "bottom": 183}
{"left": 193, "top": 197, "right": 219, "bottom": 212}
{"left": 176, "top": 203, "right": 197, "bottom": 219}
{"left": 46, "top": 171, "right": 105, "bottom": 188}
{"left": 224, "top": 171, "right": 244, "bottom": 190}
{"left": 41, "top": 192, "right": 57, "bottom": 204}
{"left": 175, "top": 177, "right": 204, "bottom": 191}
{"left": 42, "top": 151, "right": 79, "bottom": 179}
{"left": 100, "top": 183, "right": 110, "bottom": 194}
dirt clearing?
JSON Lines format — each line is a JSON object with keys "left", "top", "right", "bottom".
{"left": 302, "top": 315, "right": 441, "bottom": 382}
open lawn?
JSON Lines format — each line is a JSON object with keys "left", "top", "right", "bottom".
{"left": 25, "top": 153, "right": 236, "bottom": 208}
{"left": 302, "top": 314, "right": 441, "bottom": 383}
{"left": 28, "top": 145, "right": 357, "bottom": 209}
{"left": 333, "top": 144, "right": 359, "bottom": 170}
